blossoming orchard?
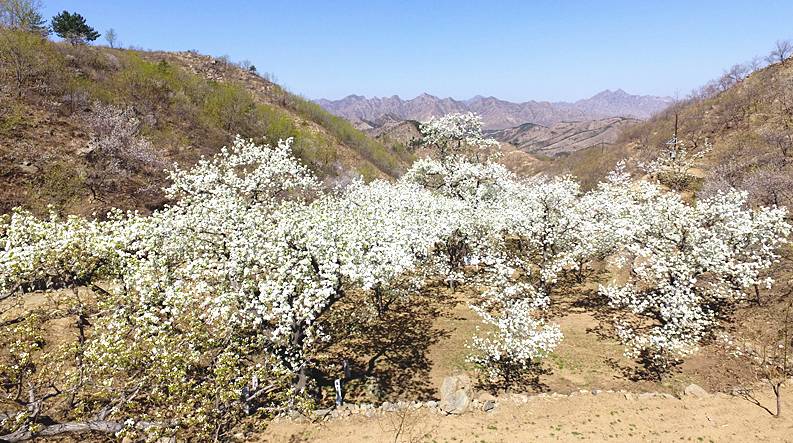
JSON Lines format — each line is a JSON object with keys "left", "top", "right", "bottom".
{"left": 0, "top": 113, "right": 790, "bottom": 440}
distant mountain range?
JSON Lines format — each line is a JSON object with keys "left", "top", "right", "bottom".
{"left": 316, "top": 90, "right": 674, "bottom": 130}
{"left": 486, "top": 117, "right": 639, "bottom": 157}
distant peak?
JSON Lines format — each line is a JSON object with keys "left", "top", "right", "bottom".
{"left": 592, "top": 88, "right": 631, "bottom": 99}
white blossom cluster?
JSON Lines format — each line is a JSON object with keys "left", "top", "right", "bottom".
{"left": 0, "top": 208, "right": 128, "bottom": 293}
{"left": 468, "top": 297, "right": 563, "bottom": 383}
{"left": 0, "top": 113, "right": 790, "bottom": 429}
{"left": 418, "top": 112, "right": 500, "bottom": 162}
{"left": 600, "top": 188, "right": 790, "bottom": 370}
{"left": 641, "top": 137, "right": 711, "bottom": 190}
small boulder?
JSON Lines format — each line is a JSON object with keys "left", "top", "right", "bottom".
{"left": 441, "top": 390, "right": 470, "bottom": 414}
{"left": 483, "top": 400, "right": 497, "bottom": 412}
{"left": 439, "top": 375, "right": 472, "bottom": 414}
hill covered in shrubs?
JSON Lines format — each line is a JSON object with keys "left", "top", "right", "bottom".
{"left": 0, "top": 28, "right": 413, "bottom": 216}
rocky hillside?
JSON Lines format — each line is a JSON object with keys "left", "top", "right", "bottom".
{"left": 316, "top": 90, "right": 673, "bottom": 130}
{"left": 354, "top": 113, "right": 422, "bottom": 149}
{"left": 488, "top": 117, "right": 639, "bottom": 157}
{"left": 543, "top": 57, "right": 793, "bottom": 196}
{"left": 0, "top": 29, "right": 413, "bottom": 216}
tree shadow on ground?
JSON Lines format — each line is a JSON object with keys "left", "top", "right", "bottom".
{"left": 311, "top": 284, "right": 457, "bottom": 406}
{"left": 549, "top": 267, "right": 610, "bottom": 316}
{"left": 473, "top": 364, "right": 552, "bottom": 395}
{"left": 604, "top": 353, "right": 683, "bottom": 382}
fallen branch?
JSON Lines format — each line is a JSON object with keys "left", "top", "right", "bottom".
{"left": 1, "top": 419, "right": 167, "bottom": 442}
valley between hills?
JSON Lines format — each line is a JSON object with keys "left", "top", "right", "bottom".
{"left": 2, "top": 4, "right": 793, "bottom": 442}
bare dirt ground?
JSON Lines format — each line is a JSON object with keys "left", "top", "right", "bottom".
{"left": 254, "top": 277, "right": 793, "bottom": 443}
{"left": 259, "top": 390, "right": 793, "bottom": 442}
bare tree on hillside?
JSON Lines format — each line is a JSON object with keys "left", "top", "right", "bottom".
{"left": 104, "top": 27, "right": 118, "bottom": 48}
{"left": 767, "top": 40, "right": 793, "bottom": 65}
{"left": 723, "top": 63, "right": 752, "bottom": 86}
{"left": 761, "top": 128, "right": 793, "bottom": 164}
{"left": 83, "top": 103, "right": 163, "bottom": 200}
{"left": 743, "top": 298, "right": 793, "bottom": 417}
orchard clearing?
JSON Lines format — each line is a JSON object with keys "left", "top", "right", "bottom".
{"left": 9, "top": 282, "right": 792, "bottom": 442}
{"left": 2, "top": 115, "right": 791, "bottom": 442}
{"left": 260, "top": 390, "right": 793, "bottom": 442}
{"left": 259, "top": 285, "right": 793, "bottom": 442}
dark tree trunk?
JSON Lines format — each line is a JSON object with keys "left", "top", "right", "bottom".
{"left": 774, "top": 382, "right": 782, "bottom": 417}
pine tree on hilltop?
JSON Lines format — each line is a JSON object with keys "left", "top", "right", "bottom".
{"left": 51, "top": 10, "right": 99, "bottom": 44}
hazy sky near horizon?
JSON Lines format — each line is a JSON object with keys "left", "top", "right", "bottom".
{"left": 43, "top": 0, "right": 793, "bottom": 102}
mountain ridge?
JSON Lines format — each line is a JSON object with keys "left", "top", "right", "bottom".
{"left": 316, "top": 90, "right": 674, "bottom": 130}
{"left": 487, "top": 116, "right": 640, "bottom": 157}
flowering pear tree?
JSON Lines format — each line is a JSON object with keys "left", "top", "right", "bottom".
{"left": 405, "top": 113, "right": 511, "bottom": 288}
{"left": 419, "top": 112, "right": 500, "bottom": 163}
{"left": 467, "top": 297, "right": 562, "bottom": 390}
{"left": 600, "top": 188, "right": 791, "bottom": 375}
{"left": 410, "top": 113, "right": 575, "bottom": 385}
{"left": 642, "top": 137, "right": 710, "bottom": 191}
{"left": 0, "top": 135, "right": 474, "bottom": 440}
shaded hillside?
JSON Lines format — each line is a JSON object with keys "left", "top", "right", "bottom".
{"left": 316, "top": 90, "right": 672, "bottom": 130}
{"left": 488, "top": 117, "right": 639, "bottom": 157}
{"left": 0, "top": 29, "right": 412, "bottom": 216}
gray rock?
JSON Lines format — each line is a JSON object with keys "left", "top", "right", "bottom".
{"left": 483, "top": 400, "right": 497, "bottom": 412}
{"left": 440, "top": 375, "right": 471, "bottom": 399}
{"left": 439, "top": 375, "right": 472, "bottom": 414}
{"left": 441, "top": 390, "right": 470, "bottom": 414}
{"left": 16, "top": 163, "right": 37, "bottom": 175}
{"left": 684, "top": 383, "right": 710, "bottom": 399}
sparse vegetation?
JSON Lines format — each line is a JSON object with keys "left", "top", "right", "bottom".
{"left": 0, "top": 27, "right": 410, "bottom": 216}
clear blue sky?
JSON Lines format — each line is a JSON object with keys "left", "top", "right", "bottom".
{"left": 43, "top": 0, "right": 793, "bottom": 102}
